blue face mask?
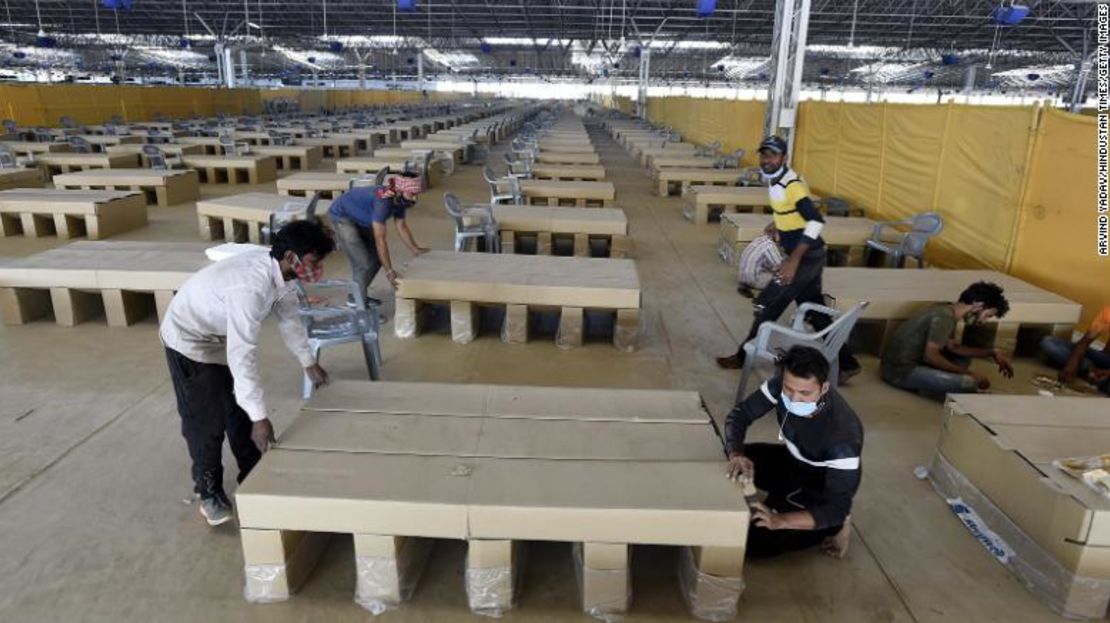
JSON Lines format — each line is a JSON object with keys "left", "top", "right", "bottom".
{"left": 781, "top": 393, "right": 820, "bottom": 418}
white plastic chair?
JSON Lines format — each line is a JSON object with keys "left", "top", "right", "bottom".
{"left": 444, "top": 192, "right": 499, "bottom": 253}
{"left": 736, "top": 301, "right": 870, "bottom": 399}
{"left": 295, "top": 279, "right": 382, "bottom": 399}
{"left": 865, "top": 212, "right": 943, "bottom": 268}
{"left": 483, "top": 166, "right": 521, "bottom": 205}
{"left": 218, "top": 133, "right": 251, "bottom": 156}
{"left": 141, "top": 144, "right": 171, "bottom": 170}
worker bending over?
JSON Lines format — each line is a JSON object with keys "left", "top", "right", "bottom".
{"left": 725, "top": 346, "right": 862, "bottom": 558}
{"left": 161, "top": 221, "right": 335, "bottom": 527}
{"left": 327, "top": 173, "right": 429, "bottom": 303}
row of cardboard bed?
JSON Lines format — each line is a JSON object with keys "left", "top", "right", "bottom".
{"left": 0, "top": 101, "right": 1103, "bottom": 621}
{"left": 605, "top": 113, "right": 1110, "bottom": 621}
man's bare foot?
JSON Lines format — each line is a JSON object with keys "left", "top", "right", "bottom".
{"left": 821, "top": 517, "right": 852, "bottom": 559}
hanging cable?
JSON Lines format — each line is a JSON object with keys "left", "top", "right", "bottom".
{"left": 848, "top": 0, "right": 858, "bottom": 47}
{"left": 32, "top": 0, "right": 43, "bottom": 33}
{"left": 181, "top": 0, "right": 188, "bottom": 37}
{"left": 3, "top": 0, "right": 14, "bottom": 41}
{"left": 322, "top": 0, "right": 328, "bottom": 37}
{"left": 92, "top": 0, "right": 102, "bottom": 37}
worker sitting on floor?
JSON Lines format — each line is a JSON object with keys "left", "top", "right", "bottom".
{"left": 160, "top": 220, "right": 335, "bottom": 527}
{"left": 724, "top": 345, "right": 861, "bottom": 559}
{"left": 879, "top": 281, "right": 1014, "bottom": 399}
{"left": 736, "top": 232, "right": 784, "bottom": 299}
{"left": 716, "top": 135, "right": 862, "bottom": 384}
{"left": 1039, "top": 304, "right": 1110, "bottom": 395}
{"left": 327, "top": 173, "right": 429, "bottom": 304}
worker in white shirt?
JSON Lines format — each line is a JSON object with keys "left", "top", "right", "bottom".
{"left": 160, "top": 220, "right": 335, "bottom": 526}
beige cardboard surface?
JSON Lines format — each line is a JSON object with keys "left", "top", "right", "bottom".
{"left": 687, "top": 185, "right": 771, "bottom": 206}
{"left": 396, "top": 251, "right": 640, "bottom": 309}
{"left": 519, "top": 180, "right": 616, "bottom": 201}
{"left": 947, "top": 394, "right": 1110, "bottom": 429}
{"left": 531, "top": 164, "right": 607, "bottom": 180}
{"left": 252, "top": 145, "right": 325, "bottom": 158}
{"left": 825, "top": 268, "right": 1082, "bottom": 324}
{"left": 536, "top": 152, "right": 601, "bottom": 164}
{"left": 539, "top": 143, "right": 598, "bottom": 154}
{"left": 52, "top": 169, "right": 195, "bottom": 186}
{"left": 235, "top": 449, "right": 473, "bottom": 538}
{"left": 721, "top": 213, "right": 880, "bottom": 246}
{"left": 182, "top": 155, "right": 275, "bottom": 168}
{"left": 0, "top": 168, "right": 43, "bottom": 190}
{"left": 938, "top": 403, "right": 1110, "bottom": 577}
{"left": 467, "top": 459, "right": 748, "bottom": 546}
{"left": 491, "top": 205, "right": 627, "bottom": 235}
{"left": 106, "top": 144, "right": 203, "bottom": 158}
{"left": 656, "top": 168, "right": 741, "bottom": 183}
{"left": 336, "top": 157, "right": 408, "bottom": 172}
{"left": 302, "top": 381, "right": 709, "bottom": 424}
{"left": 0, "top": 241, "right": 209, "bottom": 289}
{"left": 0, "top": 189, "right": 142, "bottom": 215}
{"left": 196, "top": 192, "right": 330, "bottom": 222}
{"left": 37, "top": 153, "right": 139, "bottom": 168}
{"left": 651, "top": 156, "right": 720, "bottom": 168}
{"left": 276, "top": 172, "right": 359, "bottom": 192}
{"left": 278, "top": 412, "right": 484, "bottom": 456}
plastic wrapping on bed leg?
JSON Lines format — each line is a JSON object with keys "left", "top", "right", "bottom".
{"left": 574, "top": 543, "right": 631, "bottom": 622}
{"left": 353, "top": 536, "right": 433, "bottom": 615}
{"left": 928, "top": 454, "right": 1110, "bottom": 620}
{"left": 677, "top": 547, "right": 744, "bottom": 622}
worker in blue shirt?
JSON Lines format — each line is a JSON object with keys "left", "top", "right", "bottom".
{"left": 328, "top": 174, "right": 429, "bottom": 304}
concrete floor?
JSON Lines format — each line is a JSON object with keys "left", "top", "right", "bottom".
{"left": 0, "top": 116, "right": 1073, "bottom": 622}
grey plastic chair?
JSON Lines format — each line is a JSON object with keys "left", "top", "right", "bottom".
{"left": 483, "top": 166, "right": 521, "bottom": 205}
{"left": 444, "top": 192, "right": 499, "bottom": 253}
{"left": 294, "top": 279, "right": 382, "bottom": 399}
{"left": 503, "top": 152, "right": 532, "bottom": 178}
{"left": 865, "top": 212, "right": 944, "bottom": 268}
{"left": 736, "top": 301, "right": 870, "bottom": 400}
{"left": 696, "top": 140, "right": 722, "bottom": 158}
{"left": 68, "top": 136, "right": 92, "bottom": 153}
{"left": 261, "top": 192, "right": 323, "bottom": 244}
{"left": 819, "top": 197, "right": 854, "bottom": 217}
{"left": 2, "top": 119, "right": 17, "bottom": 135}
{"left": 0, "top": 145, "right": 17, "bottom": 169}
{"left": 716, "top": 149, "right": 745, "bottom": 169}
{"left": 141, "top": 144, "right": 170, "bottom": 170}
{"left": 218, "top": 133, "right": 251, "bottom": 156}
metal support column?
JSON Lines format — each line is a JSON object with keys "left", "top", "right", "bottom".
{"left": 763, "top": 0, "right": 812, "bottom": 160}
{"left": 417, "top": 52, "right": 425, "bottom": 92}
{"left": 222, "top": 46, "right": 237, "bottom": 88}
{"left": 637, "top": 48, "right": 651, "bottom": 119}
{"left": 239, "top": 48, "right": 249, "bottom": 86}
{"left": 1069, "top": 52, "right": 1094, "bottom": 113}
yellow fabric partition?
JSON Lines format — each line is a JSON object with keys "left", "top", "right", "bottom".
{"left": 646, "top": 97, "right": 765, "bottom": 166}
{"left": 0, "top": 84, "right": 262, "bottom": 125}
{"left": 1010, "top": 108, "right": 1108, "bottom": 328}
{"left": 794, "top": 101, "right": 1038, "bottom": 270}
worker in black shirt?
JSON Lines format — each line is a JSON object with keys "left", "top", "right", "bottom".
{"left": 724, "top": 345, "right": 863, "bottom": 558}
{"left": 717, "top": 136, "right": 861, "bottom": 384}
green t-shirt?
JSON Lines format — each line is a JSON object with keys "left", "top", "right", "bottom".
{"left": 880, "top": 303, "right": 957, "bottom": 383}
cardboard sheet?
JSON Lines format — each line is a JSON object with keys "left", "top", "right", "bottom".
{"left": 396, "top": 251, "right": 640, "bottom": 309}
{"left": 536, "top": 152, "right": 601, "bottom": 164}
{"left": 0, "top": 189, "right": 142, "bottom": 215}
{"left": 656, "top": 168, "right": 741, "bottom": 183}
{"left": 519, "top": 180, "right": 616, "bottom": 201}
{"left": 491, "top": 205, "right": 627, "bottom": 236}
{"left": 196, "top": 192, "right": 330, "bottom": 222}
{"left": 721, "top": 213, "right": 879, "bottom": 246}
{"left": 687, "top": 186, "right": 770, "bottom": 206}
{"left": 52, "top": 169, "right": 195, "bottom": 186}
{"left": 531, "top": 164, "right": 606, "bottom": 180}
{"left": 36, "top": 153, "right": 139, "bottom": 168}
{"left": 825, "top": 268, "right": 1081, "bottom": 324}
{"left": 0, "top": 240, "right": 210, "bottom": 289}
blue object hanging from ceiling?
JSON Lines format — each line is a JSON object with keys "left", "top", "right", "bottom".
{"left": 306, "top": 56, "right": 317, "bottom": 64}
{"left": 696, "top": 0, "right": 716, "bottom": 18}
{"left": 178, "top": 38, "right": 191, "bottom": 49}
{"left": 12, "top": 51, "right": 26, "bottom": 59}
{"left": 397, "top": 0, "right": 417, "bottom": 12}
{"left": 328, "top": 41, "right": 343, "bottom": 53}
{"left": 102, "top": 0, "right": 134, "bottom": 10}
{"left": 35, "top": 35, "right": 57, "bottom": 48}
{"left": 509, "top": 59, "right": 517, "bottom": 67}
{"left": 991, "top": 4, "right": 1030, "bottom": 26}
{"left": 479, "top": 42, "right": 492, "bottom": 54}
{"left": 923, "top": 70, "right": 935, "bottom": 80}
{"left": 1026, "top": 73, "right": 1040, "bottom": 81}
{"left": 941, "top": 54, "right": 959, "bottom": 66}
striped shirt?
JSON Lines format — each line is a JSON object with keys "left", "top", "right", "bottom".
{"left": 738, "top": 234, "right": 785, "bottom": 289}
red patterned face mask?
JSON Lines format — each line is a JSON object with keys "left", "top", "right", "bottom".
{"left": 292, "top": 255, "right": 324, "bottom": 283}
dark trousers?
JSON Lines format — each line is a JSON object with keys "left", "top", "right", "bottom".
{"left": 165, "top": 347, "right": 261, "bottom": 498}
{"left": 736, "top": 249, "right": 860, "bottom": 372}
{"left": 744, "top": 443, "right": 842, "bottom": 558}
{"left": 333, "top": 218, "right": 382, "bottom": 299}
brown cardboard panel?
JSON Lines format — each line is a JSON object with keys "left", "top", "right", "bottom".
{"left": 304, "top": 381, "right": 710, "bottom": 424}
{"left": 656, "top": 169, "right": 743, "bottom": 183}
{"left": 937, "top": 409, "right": 1110, "bottom": 575}
{"left": 519, "top": 180, "right": 616, "bottom": 201}
{"left": 304, "top": 380, "right": 492, "bottom": 416}
{"left": 826, "top": 268, "right": 1081, "bottom": 324}
{"left": 278, "top": 411, "right": 484, "bottom": 456}
{"left": 483, "top": 384, "right": 708, "bottom": 424}
{"left": 0, "top": 189, "right": 142, "bottom": 216}
{"left": 473, "top": 418, "right": 723, "bottom": 461}
{"left": 396, "top": 251, "right": 640, "bottom": 309}
{"left": 688, "top": 186, "right": 770, "bottom": 206}
{"left": 467, "top": 459, "right": 748, "bottom": 547}
{"left": 235, "top": 449, "right": 472, "bottom": 539}
{"left": 52, "top": 169, "right": 194, "bottom": 186}
{"left": 947, "top": 394, "right": 1110, "bottom": 429}
{"left": 583, "top": 543, "right": 629, "bottom": 570}
{"left": 721, "top": 213, "right": 881, "bottom": 247}
{"left": 196, "top": 192, "right": 331, "bottom": 222}
{"left": 0, "top": 241, "right": 208, "bottom": 289}
{"left": 491, "top": 205, "right": 627, "bottom": 236}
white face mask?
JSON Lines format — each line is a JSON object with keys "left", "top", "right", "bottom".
{"left": 760, "top": 164, "right": 784, "bottom": 182}
{"left": 781, "top": 392, "right": 820, "bottom": 418}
